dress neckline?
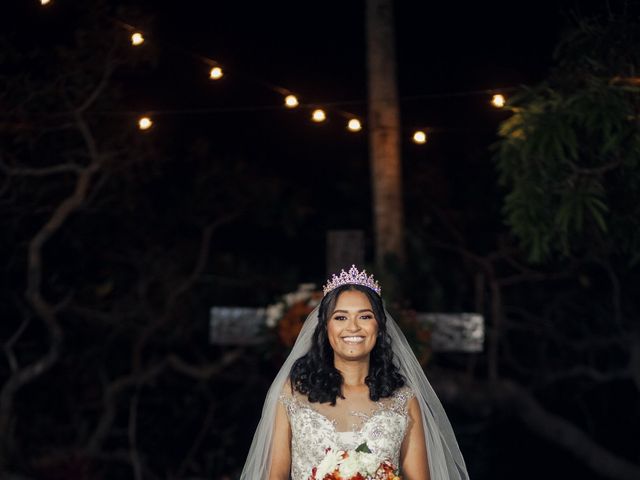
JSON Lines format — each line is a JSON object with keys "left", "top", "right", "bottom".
{"left": 291, "top": 396, "right": 404, "bottom": 434}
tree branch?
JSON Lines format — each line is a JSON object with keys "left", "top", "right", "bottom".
{"left": 86, "top": 363, "right": 166, "bottom": 454}
{"left": 176, "top": 401, "right": 216, "bottom": 477}
{"left": 569, "top": 158, "right": 624, "bottom": 176}
{"left": 75, "top": 46, "right": 115, "bottom": 114}
{"left": 0, "top": 162, "right": 84, "bottom": 177}
{"left": 167, "top": 349, "right": 244, "bottom": 380}
{"left": 429, "top": 370, "right": 640, "bottom": 480}
{"left": 543, "top": 365, "right": 631, "bottom": 384}
{"left": 0, "top": 116, "right": 102, "bottom": 451}
{"left": 128, "top": 389, "right": 143, "bottom": 480}
{"left": 132, "top": 212, "right": 240, "bottom": 370}
{"left": 3, "top": 314, "right": 31, "bottom": 373}
{"left": 505, "top": 380, "right": 640, "bottom": 480}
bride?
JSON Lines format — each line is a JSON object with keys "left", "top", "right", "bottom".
{"left": 240, "top": 266, "right": 469, "bottom": 480}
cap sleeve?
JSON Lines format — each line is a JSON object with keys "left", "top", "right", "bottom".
{"left": 390, "top": 385, "right": 415, "bottom": 416}
{"left": 278, "top": 379, "right": 297, "bottom": 418}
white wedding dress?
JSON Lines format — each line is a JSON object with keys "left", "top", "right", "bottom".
{"left": 280, "top": 386, "right": 414, "bottom": 480}
{"left": 240, "top": 305, "right": 469, "bottom": 480}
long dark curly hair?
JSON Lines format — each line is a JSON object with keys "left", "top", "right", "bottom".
{"left": 289, "top": 284, "right": 405, "bottom": 405}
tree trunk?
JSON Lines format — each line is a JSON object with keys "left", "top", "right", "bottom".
{"left": 366, "top": 0, "right": 405, "bottom": 269}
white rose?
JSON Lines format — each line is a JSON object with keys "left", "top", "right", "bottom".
{"left": 337, "top": 452, "right": 360, "bottom": 478}
{"left": 314, "top": 449, "right": 343, "bottom": 479}
{"left": 358, "top": 452, "right": 382, "bottom": 475}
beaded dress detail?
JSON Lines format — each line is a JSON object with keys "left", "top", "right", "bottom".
{"left": 280, "top": 386, "right": 414, "bottom": 480}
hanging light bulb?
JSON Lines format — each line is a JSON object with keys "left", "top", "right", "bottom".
{"left": 40, "top": 0, "right": 52, "bottom": 5}
{"left": 138, "top": 116, "right": 153, "bottom": 130}
{"left": 347, "top": 118, "right": 362, "bottom": 132}
{"left": 412, "top": 130, "right": 427, "bottom": 144}
{"left": 311, "top": 109, "right": 326, "bottom": 122}
{"left": 131, "top": 32, "right": 145, "bottom": 46}
{"left": 284, "top": 94, "right": 299, "bottom": 108}
{"left": 491, "top": 93, "right": 506, "bottom": 108}
{"left": 209, "top": 66, "right": 224, "bottom": 80}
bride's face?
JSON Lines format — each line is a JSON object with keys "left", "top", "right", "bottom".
{"left": 327, "top": 289, "right": 379, "bottom": 361}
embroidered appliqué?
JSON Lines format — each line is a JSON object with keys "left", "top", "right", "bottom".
{"left": 279, "top": 386, "right": 413, "bottom": 480}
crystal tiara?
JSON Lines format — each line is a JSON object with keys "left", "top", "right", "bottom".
{"left": 322, "top": 265, "right": 381, "bottom": 296}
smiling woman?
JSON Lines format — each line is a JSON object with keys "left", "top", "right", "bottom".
{"left": 290, "top": 284, "right": 404, "bottom": 406}
{"left": 240, "top": 266, "right": 470, "bottom": 480}
{"left": 327, "top": 290, "right": 379, "bottom": 360}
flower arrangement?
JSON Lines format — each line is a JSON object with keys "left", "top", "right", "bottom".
{"left": 309, "top": 443, "right": 401, "bottom": 480}
{"left": 265, "top": 283, "right": 322, "bottom": 348}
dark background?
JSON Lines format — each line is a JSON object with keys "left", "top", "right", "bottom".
{"left": 1, "top": 1, "right": 638, "bottom": 480}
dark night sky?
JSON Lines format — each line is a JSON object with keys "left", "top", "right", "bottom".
{"left": 5, "top": 0, "right": 607, "bottom": 146}
{"left": 6, "top": 0, "right": 604, "bottom": 170}
{"left": 99, "top": 0, "right": 603, "bottom": 173}
{"left": 3, "top": 0, "right": 608, "bottom": 283}
{"left": 123, "top": 0, "right": 597, "bottom": 102}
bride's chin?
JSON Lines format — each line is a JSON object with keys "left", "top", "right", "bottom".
{"left": 334, "top": 349, "right": 372, "bottom": 361}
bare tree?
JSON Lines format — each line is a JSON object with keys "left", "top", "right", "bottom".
{"left": 424, "top": 228, "right": 640, "bottom": 480}
{"left": 0, "top": 8, "right": 253, "bottom": 479}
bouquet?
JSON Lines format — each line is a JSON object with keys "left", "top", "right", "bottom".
{"left": 309, "top": 443, "right": 401, "bottom": 480}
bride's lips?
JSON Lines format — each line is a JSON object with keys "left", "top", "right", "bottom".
{"left": 341, "top": 336, "right": 366, "bottom": 344}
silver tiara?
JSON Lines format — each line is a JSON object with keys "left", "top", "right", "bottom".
{"left": 322, "top": 265, "right": 381, "bottom": 296}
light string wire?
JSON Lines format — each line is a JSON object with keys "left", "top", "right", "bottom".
{"left": 27, "top": 4, "right": 518, "bottom": 140}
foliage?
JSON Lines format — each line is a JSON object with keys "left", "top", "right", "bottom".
{"left": 409, "top": 8, "right": 640, "bottom": 479}
{"left": 493, "top": 11, "right": 640, "bottom": 264}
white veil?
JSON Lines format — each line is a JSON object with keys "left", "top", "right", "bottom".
{"left": 240, "top": 305, "right": 470, "bottom": 480}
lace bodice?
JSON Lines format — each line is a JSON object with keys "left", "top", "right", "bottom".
{"left": 280, "top": 386, "right": 414, "bottom": 480}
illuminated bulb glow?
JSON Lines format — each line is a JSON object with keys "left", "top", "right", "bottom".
{"left": 347, "top": 118, "right": 362, "bottom": 132}
{"left": 413, "top": 130, "right": 427, "bottom": 144}
{"left": 311, "top": 109, "right": 326, "bottom": 122}
{"left": 40, "top": 0, "right": 52, "bottom": 5}
{"left": 209, "top": 66, "right": 224, "bottom": 80}
{"left": 138, "top": 116, "right": 153, "bottom": 130}
{"left": 131, "top": 32, "right": 145, "bottom": 46}
{"left": 284, "top": 95, "right": 299, "bottom": 108}
{"left": 491, "top": 94, "right": 506, "bottom": 108}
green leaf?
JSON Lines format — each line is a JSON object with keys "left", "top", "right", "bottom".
{"left": 355, "top": 442, "right": 371, "bottom": 453}
{"left": 586, "top": 196, "right": 609, "bottom": 232}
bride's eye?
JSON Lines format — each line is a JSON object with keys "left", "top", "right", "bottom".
{"left": 333, "top": 315, "right": 347, "bottom": 321}
{"left": 360, "top": 315, "right": 373, "bottom": 320}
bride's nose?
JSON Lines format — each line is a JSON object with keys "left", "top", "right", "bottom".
{"left": 345, "top": 316, "right": 362, "bottom": 331}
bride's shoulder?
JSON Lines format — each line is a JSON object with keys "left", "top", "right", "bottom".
{"left": 278, "top": 378, "right": 304, "bottom": 411}
{"left": 386, "top": 384, "right": 415, "bottom": 414}
{"left": 392, "top": 384, "right": 415, "bottom": 399}
{"left": 279, "top": 378, "right": 294, "bottom": 400}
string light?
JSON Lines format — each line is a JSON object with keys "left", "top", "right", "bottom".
{"left": 412, "top": 130, "right": 427, "bottom": 144}
{"left": 284, "top": 94, "right": 299, "bottom": 108}
{"left": 40, "top": 0, "right": 52, "bottom": 5}
{"left": 138, "top": 116, "right": 153, "bottom": 130}
{"left": 106, "top": 19, "right": 519, "bottom": 141}
{"left": 311, "top": 109, "right": 326, "bottom": 122}
{"left": 131, "top": 32, "right": 145, "bottom": 46}
{"left": 491, "top": 94, "right": 506, "bottom": 108}
{"left": 347, "top": 118, "right": 362, "bottom": 132}
{"left": 209, "top": 66, "right": 224, "bottom": 80}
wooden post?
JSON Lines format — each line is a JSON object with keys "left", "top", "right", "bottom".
{"left": 366, "top": 0, "right": 405, "bottom": 269}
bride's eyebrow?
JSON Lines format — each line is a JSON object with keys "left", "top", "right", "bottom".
{"left": 332, "top": 309, "right": 374, "bottom": 314}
